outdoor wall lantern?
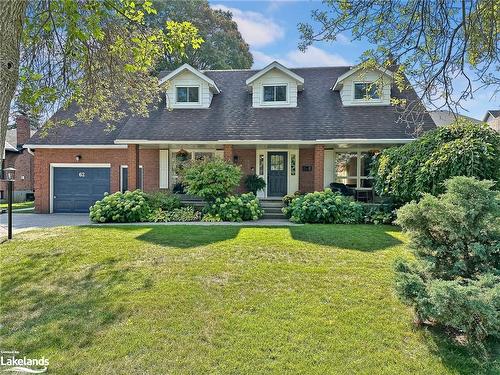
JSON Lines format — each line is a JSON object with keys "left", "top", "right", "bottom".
{"left": 75, "top": 154, "right": 82, "bottom": 162}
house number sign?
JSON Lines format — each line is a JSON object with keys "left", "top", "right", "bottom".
{"left": 78, "top": 172, "right": 86, "bottom": 178}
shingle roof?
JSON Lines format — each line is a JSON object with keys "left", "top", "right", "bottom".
{"left": 28, "top": 66, "right": 435, "bottom": 146}
{"left": 488, "top": 110, "right": 500, "bottom": 118}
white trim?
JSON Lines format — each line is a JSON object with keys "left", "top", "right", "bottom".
{"left": 352, "top": 81, "right": 382, "bottom": 102}
{"left": 115, "top": 139, "right": 415, "bottom": 145}
{"left": 159, "top": 150, "right": 169, "bottom": 188}
{"left": 332, "top": 64, "right": 394, "bottom": 91}
{"left": 120, "top": 164, "right": 144, "bottom": 192}
{"left": 24, "top": 144, "right": 127, "bottom": 149}
{"left": 261, "top": 83, "right": 289, "bottom": 106}
{"left": 159, "top": 63, "right": 220, "bottom": 94}
{"left": 246, "top": 61, "right": 304, "bottom": 88}
{"left": 175, "top": 85, "right": 201, "bottom": 105}
{"left": 49, "top": 163, "right": 111, "bottom": 214}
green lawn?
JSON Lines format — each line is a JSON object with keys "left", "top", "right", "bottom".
{"left": 0, "top": 225, "right": 497, "bottom": 374}
{"left": 0, "top": 200, "right": 34, "bottom": 210}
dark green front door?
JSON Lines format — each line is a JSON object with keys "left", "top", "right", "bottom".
{"left": 267, "top": 152, "right": 287, "bottom": 197}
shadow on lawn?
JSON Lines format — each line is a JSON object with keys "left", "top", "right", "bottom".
{"left": 425, "top": 326, "right": 500, "bottom": 374}
{"left": 136, "top": 225, "right": 241, "bottom": 248}
{"left": 0, "top": 249, "right": 153, "bottom": 355}
{"left": 289, "top": 224, "right": 403, "bottom": 251}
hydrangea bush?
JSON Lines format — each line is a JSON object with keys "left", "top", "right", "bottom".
{"left": 206, "top": 193, "right": 263, "bottom": 222}
{"left": 283, "top": 189, "right": 363, "bottom": 224}
{"left": 89, "top": 190, "right": 150, "bottom": 223}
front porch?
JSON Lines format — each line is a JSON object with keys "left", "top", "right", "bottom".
{"left": 125, "top": 142, "right": 395, "bottom": 199}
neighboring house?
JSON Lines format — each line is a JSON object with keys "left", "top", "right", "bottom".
{"left": 1, "top": 114, "right": 35, "bottom": 202}
{"left": 26, "top": 61, "right": 435, "bottom": 214}
{"left": 429, "top": 110, "right": 481, "bottom": 127}
{"left": 482, "top": 110, "right": 500, "bottom": 132}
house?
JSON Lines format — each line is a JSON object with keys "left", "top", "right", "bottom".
{"left": 1, "top": 114, "right": 35, "bottom": 202}
{"left": 482, "top": 110, "right": 500, "bottom": 132}
{"left": 429, "top": 110, "right": 480, "bottom": 127}
{"left": 25, "top": 61, "right": 435, "bottom": 213}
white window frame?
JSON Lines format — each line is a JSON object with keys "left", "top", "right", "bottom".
{"left": 261, "top": 83, "right": 289, "bottom": 105}
{"left": 352, "top": 81, "right": 382, "bottom": 102}
{"left": 175, "top": 85, "right": 201, "bottom": 105}
{"left": 333, "top": 150, "right": 376, "bottom": 188}
{"left": 120, "top": 165, "right": 144, "bottom": 192}
{"left": 169, "top": 149, "right": 216, "bottom": 187}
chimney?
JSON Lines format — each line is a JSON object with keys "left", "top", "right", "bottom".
{"left": 15, "top": 113, "right": 30, "bottom": 147}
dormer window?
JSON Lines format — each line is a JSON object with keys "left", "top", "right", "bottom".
{"left": 176, "top": 86, "right": 199, "bottom": 103}
{"left": 354, "top": 82, "right": 380, "bottom": 100}
{"left": 263, "top": 85, "right": 287, "bottom": 102}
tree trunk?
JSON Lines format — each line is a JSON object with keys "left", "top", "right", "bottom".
{"left": 0, "top": 0, "right": 27, "bottom": 161}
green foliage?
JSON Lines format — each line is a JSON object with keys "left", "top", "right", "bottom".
{"left": 243, "top": 174, "right": 266, "bottom": 194}
{"left": 181, "top": 158, "right": 242, "bottom": 201}
{"left": 201, "top": 213, "right": 222, "bottom": 222}
{"left": 282, "top": 191, "right": 302, "bottom": 206}
{"left": 394, "top": 176, "right": 500, "bottom": 349}
{"left": 206, "top": 193, "right": 263, "bottom": 222}
{"left": 145, "top": 191, "right": 181, "bottom": 211}
{"left": 372, "top": 121, "right": 500, "bottom": 204}
{"left": 148, "top": 0, "right": 253, "bottom": 70}
{"left": 17, "top": 0, "right": 203, "bottom": 132}
{"left": 362, "top": 204, "right": 396, "bottom": 225}
{"left": 164, "top": 207, "right": 201, "bottom": 222}
{"left": 283, "top": 189, "right": 364, "bottom": 224}
{"left": 89, "top": 190, "right": 150, "bottom": 223}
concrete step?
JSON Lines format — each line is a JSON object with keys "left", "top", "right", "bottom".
{"left": 263, "top": 207, "right": 284, "bottom": 214}
{"left": 262, "top": 212, "right": 286, "bottom": 219}
{"left": 260, "top": 201, "right": 284, "bottom": 208}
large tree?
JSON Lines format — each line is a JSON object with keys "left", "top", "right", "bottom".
{"left": 299, "top": 0, "right": 499, "bottom": 116}
{"left": 148, "top": 0, "right": 253, "bottom": 71}
{"left": 0, "top": 0, "right": 202, "bottom": 158}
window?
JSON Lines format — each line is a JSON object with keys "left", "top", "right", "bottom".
{"left": 334, "top": 151, "right": 377, "bottom": 188}
{"left": 354, "top": 82, "right": 380, "bottom": 100}
{"left": 263, "top": 85, "right": 287, "bottom": 102}
{"left": 176, "top": 86, "right": 199, "bottom": 103}
{"left": 270, "top": 154, "right": 285, "bottom": 171}
{"left": 121, "top": 165, "right": 143, "bottom": 192}
{"left": 258, "top": 154, "right": 264, "bottom": 175}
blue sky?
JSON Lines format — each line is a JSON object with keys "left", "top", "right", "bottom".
{"left": 210, "top": 0, "right": 498, "bottom": 120}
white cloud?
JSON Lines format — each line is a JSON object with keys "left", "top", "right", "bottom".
{"left": 252, "top": 46, "right": 351, "bottom": 68}
{"left": 212, "top": 4, "right": 284, "bottom": 48}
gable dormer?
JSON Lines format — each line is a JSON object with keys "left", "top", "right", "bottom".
{"left": 246, "top": 61, "right": 304, "bottom": 108}
{"left": 332, "top": 64, "right": 394, "bottom": 106}
{"left": 159, "top": 63, "right": 220, "bottom": 109}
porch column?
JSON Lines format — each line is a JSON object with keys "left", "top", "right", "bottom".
{"left": 223, "top": 144, "right": 233, "bottom": 163}
{"left": 313, "top": 144, "right": 325, "bottom": 191}
{"left": 128, "top": 144, "right": 140, "bottom": 190}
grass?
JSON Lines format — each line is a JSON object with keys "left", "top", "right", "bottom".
{"left": 0, "top": 200, "right": 34, "bottom": 210}
{"left": 0, "top": 225, "right": 497, "bottom": 374}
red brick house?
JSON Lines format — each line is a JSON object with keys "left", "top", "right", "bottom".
{"left": 1, "top": 114, "right": 35, "bottom": 202}
{"left": 25, "top": 62, "right": 435, "bottom": 213}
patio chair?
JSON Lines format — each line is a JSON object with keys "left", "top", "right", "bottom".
{"left": 329, "top": 182, "right": 355, "bottom": 197}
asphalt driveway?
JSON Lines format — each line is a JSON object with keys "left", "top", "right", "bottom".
{"left": 0, "top": 213, "right": 91, "bottom": 237}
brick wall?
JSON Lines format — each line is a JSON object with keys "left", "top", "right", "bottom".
{"left": 15, "top": 114, "right": 31, "bottom": 146}
{"left": 299, "top": 148, "right": 314, "bottom": 193}
{"left": 313, "top": 144, "right": 325, "bottom": 192}
{"left": 234, "top": 148, "right": 256, "bottom": 193}
{"left": 0, "top": 151, "right": 34, "bottom": 193}
{"left": 33, "top": 147, "right": 159, "bottom": 213}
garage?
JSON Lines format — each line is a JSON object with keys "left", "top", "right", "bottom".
{"left": 52, "top": 165, "right": 110, "bottom": 213}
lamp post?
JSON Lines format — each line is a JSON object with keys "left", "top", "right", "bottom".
{"left": 4, "top": 167, "right": 16, "bottom": 240}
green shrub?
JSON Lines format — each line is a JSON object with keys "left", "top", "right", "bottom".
{"left": 394, "top": 176, "right": 500, "bottom": 349}
{"left": 89, "top": 190, "right": 150, "bottom": 223}
{"left": 283, "top": 189, "right": 364, "bottom": 224}
{"left": 362, "top": 204, "right": 396, "bottom": 225}
{"left": 372, "top": 120, "right": 500, "bottom": 204}
{"left": 201, "top": 213, "right": 222, "bottom": 222}
{"left": 181, "top": 158, "right": 242, "bottom": 201}
{"left": 145, "top": 191, "right": 181, "bottom": 211}
{"left": 164, "top": 207, "right": 201, "bottom": 222}
{"left": 148, "top": 208, "right": 168, "bottom": 223}
{"left": 206, "top": 193, "right": 263, "bottom": 222}
{"left": 282, "top": 191, "right": 302, "bottom": 206}
{"left": 244, "top": 174, "right": 266, "bottom": 194}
